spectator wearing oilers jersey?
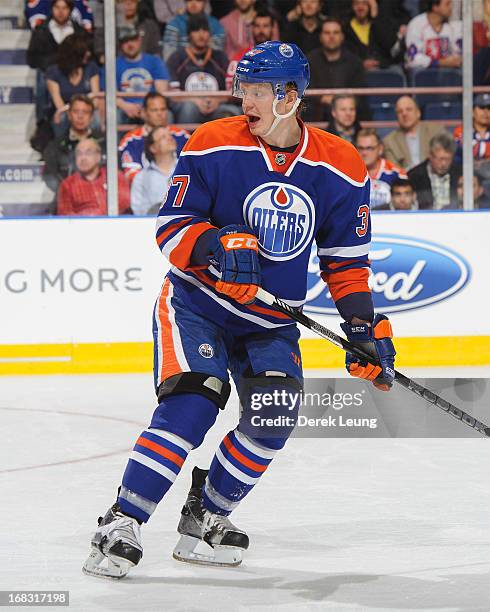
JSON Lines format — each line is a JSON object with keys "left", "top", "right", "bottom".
{"left": 405, "top": 0, "right": 462, "bottom": 71}
{"left": 119, "top": 92, "right": 189, "bottom": 183}
{"left": 453, "top": 94, "right": 490, "bottom": 178}
{"left": 25, "top": 0, "right": 93, "bottom": 31}
{"left": 355, "top": 128, "right": 407, "bottom": 210}
{"left": 167, "top": 14, "right": 240, "bottom": 124}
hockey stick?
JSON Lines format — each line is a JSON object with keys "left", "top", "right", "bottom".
{"left": 256, "top": 287, "right": 490, "bottom": 437}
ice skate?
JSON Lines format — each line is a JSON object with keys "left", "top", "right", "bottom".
{"left": 173, "top": 467, "right": 249, "bottom": 567}
{"left": 82, "top": 503, "right": 143, "bottom": 579}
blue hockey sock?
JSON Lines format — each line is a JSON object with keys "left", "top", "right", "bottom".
{"left": 202, "top": 428, "right": 278, "bottom": 516}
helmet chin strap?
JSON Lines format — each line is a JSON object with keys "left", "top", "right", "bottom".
{"left": 263, "top": 97, "right": 301, "bottom": 137}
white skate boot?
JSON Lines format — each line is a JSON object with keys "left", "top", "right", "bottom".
{"left": 173, "top": 467, "right": 249, "bottom": 567}
{"left": 83, "top": 503, "right": 143, "bottom": 579}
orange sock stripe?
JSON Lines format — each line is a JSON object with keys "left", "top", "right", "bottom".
{"left": 135, "top": 436, "right": 185, "bottom": 468}
{"left": 222, "top": 435, "right": 268, "bottom": 473}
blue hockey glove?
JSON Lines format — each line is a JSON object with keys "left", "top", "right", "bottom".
{"left": 340, "top": 314, "right": 396, "bottom": 391}
{"left": 210, "top": 225, "right": 261, "bottom": 304}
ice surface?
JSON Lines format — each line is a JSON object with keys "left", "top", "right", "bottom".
{"left": 1, "top": 369, "right": 490, "bottom": 612}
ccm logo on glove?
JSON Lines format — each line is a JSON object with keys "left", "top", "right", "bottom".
{"left": 221, "top": 235, "right": 259, "bottom": 251}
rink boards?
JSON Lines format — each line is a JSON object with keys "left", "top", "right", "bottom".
{"left": 0, "top": 211, "right": 489, "bottom": 374}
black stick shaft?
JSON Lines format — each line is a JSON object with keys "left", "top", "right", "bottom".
{"left": 256, "top": 288, "right": 490, "bottom": 437}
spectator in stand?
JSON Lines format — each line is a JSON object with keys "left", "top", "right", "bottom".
{"left": 281, "top": 0, "right": 324, "bottom": 55}
{"left": 343, "top": 0, "right": 406, "bottom": 70}
{"left": 454, "top": 94, "right": 490, "bottom": 177}
{"left": 167, "top": 15, "right": 239, "bottom": 124}
{"left": 46, "top": 33, "right": 100, "bottom": 136}
{"left": 225, "top": 7, "right": 276, "bottom": 90}
{"left": 119, "top": 92, "right": 189, "bottom": 182}
{"left": 307, "top": 17, "right": 368, "bottom": 121}
{"left": 101, "top": 26, "right": 169, "bottom": 123}
{"left": 325, "top": 94, "right": 361, "bottom": 144}
{"left": 473, "top": 0, "right": 490, "bottom": 54}
{"left": 130, "top": 126, "right": 178, "bottom": 215}
{"left": 152, "top": 0, "right": 185, "bottom": 32}
{"left": 408, "top": 132, "right": 461, "bottom": 209}
{"left": 57, "top": 138, "right": 131, "bottom": 215}
{"left": 94, "top": 0, "right": 161, "bottom": 62}
{"left": 25, "top": 0, "right": 93, "bottom": 31}
{"left": 390, "top": 178, "right": 417, "bottom": 210}
{"left": 383, "top": 95, "right": 446, "bottom": 170}
{"left": 450, "top": 173, "right": 490, "bottom": 209}
{"left": 162, "top": 0, "right": 225, "bottom": 61}
{"left": 355, "top": 128, "right": 407, "bottom": 209}
{"left": 405, "top": 0, "right": 462, "bottom": 72}
{"left": 43, "top": 94, "right": 104, "bottom": 194}
{"left": 27, "top": 0, "right": 86, "bottom": 123}
{"left": 221, "top": 0, "right": 258, "bottom": 59}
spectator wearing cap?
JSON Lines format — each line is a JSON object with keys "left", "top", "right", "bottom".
{"left": 162, "top": 0, "right": 225, "bottom": 62}
{"left": 355, "top": 128, "right": 407, "bottom": 210}
{"left": 281, "top": 0, "right": 324, "bottom": 55}
{"left": 167, "top": 14, "right": 239, "bottom": 123}
{"left": 447, "top": 172, "right": 490, "bottom": 210}
{"left": 325, "top": 94, "right": 361, "bottom": 144}
{"left": 57, "top": 138, "right": 131, "bottom": 215}
{"left": 130, "top": 126, "right": 178, "bottom": 215}
{"left": 408, "top": 132, "right": 461, "bottom": 209}
{"left": 383, "top": 95, "right": 447, "bottom": 170}
{"left": 43, "top": 94, "right": 105, "bottom": 195}
{"left": 94, "top": 0, "right": 161, "bottom": 62}
{"left": 454, "top": 94, "right": 490, "bottom": 178}
{"left": 101, "top": 25, "right": 169, "bottom": 123}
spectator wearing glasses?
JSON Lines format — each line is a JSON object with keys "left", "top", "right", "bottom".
{"left": 57, "top": 138, "right": 131, "bottom": 215}
{"left": 408, "top": 132, "right": 461, "bottom": 209}
{"left": 325, "top": 94, "right": 361, "bottom": 144}
{"left": 355, "top": 128, "right": 407, "bottom": 210}
{"left": 130, "top": 126, "right": 178, "bottom": 215}
{"left": 119, "top": 92, "right": 189, "bottom": 183}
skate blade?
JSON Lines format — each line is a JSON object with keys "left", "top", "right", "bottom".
{"left": 172, "top": 535, "right": 243, "bottom": 567}
{"left": 82, "top": 547, "right": 134, "bottom": 580}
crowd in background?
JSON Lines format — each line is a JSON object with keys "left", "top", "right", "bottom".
{"left": 25, "top": 0, "right": 490, "bottom": 215}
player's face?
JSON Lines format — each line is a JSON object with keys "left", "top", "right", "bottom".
{"left": 331, "top": 98, "right": 356, "bottom": 129}
{"left": 241, "top": 82, "right": 279, "bottom": 136}
{"left": 356, "top": 135, "right": 382, "bottom": 167}
{"left": 320, "top": 23, "right": 344, "bottom": 52}
{"left": 75, "top": 141, "right": 101, "bottom": 174}
{"left": 189, "top": 28, "right": 210, "bottom": 50}
{"left": 252, "top": 17, "right": 273, "bottom": 44}
{"left": 299, "top": 0, "right": 321, "bottom": 18}
{"left": 52, "top": 0, "right": 71, "bottom": 25}
{"left": 473, "top": 104, "right": 490, "bottom": 128}
{"left": 352, "top": 0, "right": 369, "bottom": 20}
{"left": 186, "top": 0, "right": 206, "bottom": 15}
{"left": 151, "top": 127, "right": 177, "bottom": 156}
{"left": 429, "top": 146, "right": 453, "bottom": 176}
{"left": 144, "top": 97, "right": 169, "bottom": 128}
{"left": 395, "top": 97, "right": 420, "bottom": 131}
{"left": 68, "top": 101, "right": 93, "bottom": 132}
{"left": 121, "top": 36, "right": 142, "bottom": 59}
{"left": 391, "top": 186, "right": 415, "bottom": 210}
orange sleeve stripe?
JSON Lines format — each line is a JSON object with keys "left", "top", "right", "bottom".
{"left": 223, "top": 435, "right": 268, "bottom": 473}
{"left": 374, "top": 319, "right": 393, "bottom": 339}
{"left": 168, "top": 222, "right": 216, "bottom": 270}
{"left": 135, "top": 436, "right": 185, "bottom": 468}
{"left": 156, "top": 217, "right": 193, "bottom": 247}
{"left": 322, "top": 267, "right": 371, "bottom": 302}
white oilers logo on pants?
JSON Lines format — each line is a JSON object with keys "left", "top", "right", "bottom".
{"left": 243, "top": 182, "right": 315, "bottom": 261}
{"left": 198, "top": 343, "right": 214, "bottom": 358}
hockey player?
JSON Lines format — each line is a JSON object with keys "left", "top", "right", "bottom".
{"left": 83, "top": 41, "right": 396, "bottom": 579}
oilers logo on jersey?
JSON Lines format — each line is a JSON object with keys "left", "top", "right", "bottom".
{"left": 244, "top": 183, "right": 315, "bottom": 261}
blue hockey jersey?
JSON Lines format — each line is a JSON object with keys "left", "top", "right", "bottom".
{"left": 155, "top": 116, "right": 372, "bottom": 333}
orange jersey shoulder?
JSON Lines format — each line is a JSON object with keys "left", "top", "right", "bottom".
{"left": 182, "top": 115, "right": 256, "bottom": 152}
{"left": 304, "top": 126, "right": 368, "bottom": 185}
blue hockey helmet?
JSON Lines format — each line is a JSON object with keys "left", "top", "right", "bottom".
{"left": 233, "top": 41, "right": 310, "bottom": 101}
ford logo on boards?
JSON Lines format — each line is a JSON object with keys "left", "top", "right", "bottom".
{"left": 304, "top": 235, "right": 470, "bottom": 314}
